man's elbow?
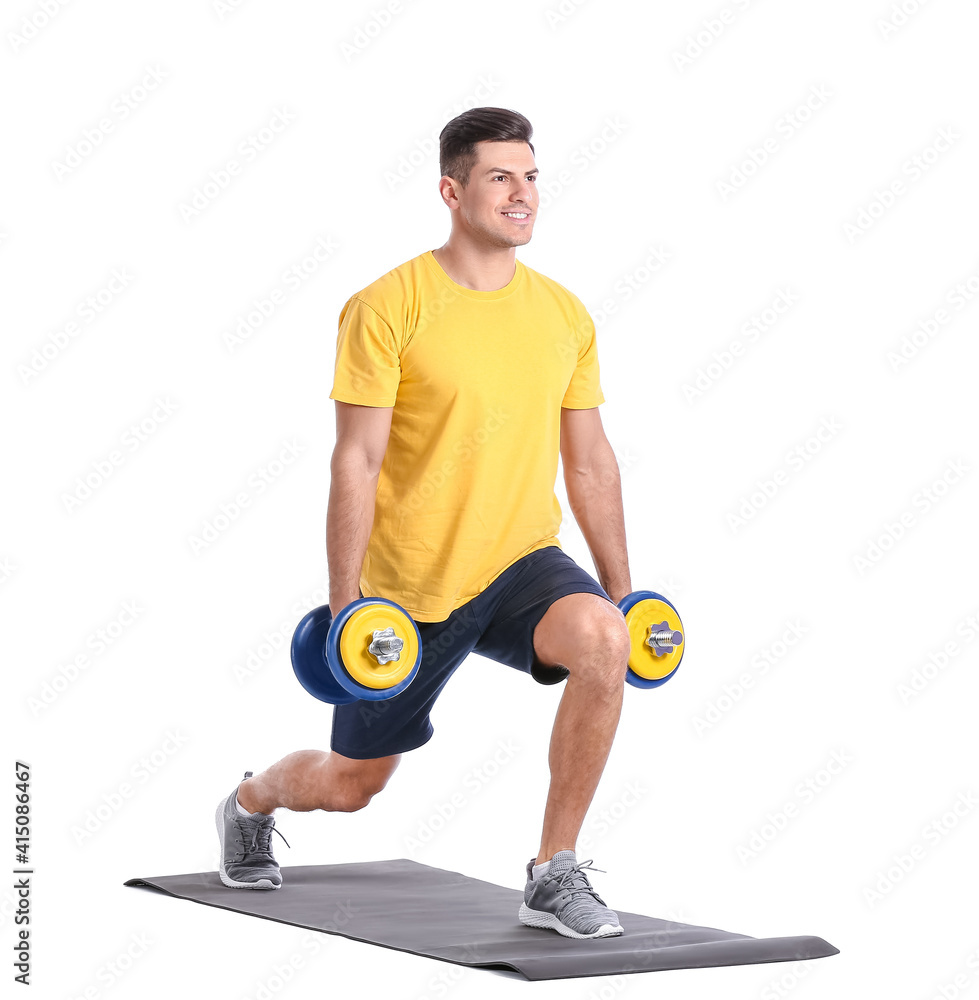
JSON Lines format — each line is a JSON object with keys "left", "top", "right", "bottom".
{"left": 563, "top": 444, "right": 620, "bottom": 491}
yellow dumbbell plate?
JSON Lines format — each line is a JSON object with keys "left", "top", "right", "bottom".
{"left": 623, "top": 597, "right": 684, "bottom": 681}
{"left": 339, "top": 603, "right": 420, "bottom": 690}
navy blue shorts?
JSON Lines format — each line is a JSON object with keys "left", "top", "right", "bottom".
{"left": 330, "top": 545, "right": 612, "bottom": 759}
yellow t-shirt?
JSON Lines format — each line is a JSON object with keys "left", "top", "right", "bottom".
{"left": 329, "top": 250, "right": 605, "bottom": 621}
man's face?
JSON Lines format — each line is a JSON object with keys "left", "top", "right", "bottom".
{"left": 448, "top": 140, "right": 538, "bottom": 248}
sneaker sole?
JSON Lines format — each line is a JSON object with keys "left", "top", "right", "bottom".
{"left": 518, "top": 903, "right": 623, "bottom": 939}
{"left": 214, "top": 794, "right": 281, "bottom": 890}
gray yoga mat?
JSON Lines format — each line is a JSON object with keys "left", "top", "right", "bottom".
{"left": 125, "top": 858, "right": 838, "bottom": 981}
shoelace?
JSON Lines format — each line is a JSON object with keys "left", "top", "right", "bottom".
{"left": 234, "top": 815, "right": 291, "bottom": 862}
{"left": 542, "top": 859, "right": 607, "bottom": 903}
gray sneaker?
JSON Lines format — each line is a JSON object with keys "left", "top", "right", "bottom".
{"left": 518, "top": 850, "right": 624, "bottom": 939}
{"left": 215, "top": 771, "right": 288, "bottom": 889}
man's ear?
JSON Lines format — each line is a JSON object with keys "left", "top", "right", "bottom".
{"left": 439, "top": 175, "right": 462, "bottom": 208}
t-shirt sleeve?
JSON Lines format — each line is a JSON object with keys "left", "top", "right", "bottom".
{"left": 329, "top": 296, "right": 401, "bottom": 406}
{"left": 561, "top": 297, "right": 606, "bottom": 409}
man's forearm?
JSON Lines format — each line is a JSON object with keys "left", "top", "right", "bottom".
{"left": 326, "top": 453, "right": 379, "bottom": 615}
{"left": 564, "top": 442, "right": 632, "bottom": 604}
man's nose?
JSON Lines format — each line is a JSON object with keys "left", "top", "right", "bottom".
{"left": 511, "top": 181, "right": 535, "bottom": 204}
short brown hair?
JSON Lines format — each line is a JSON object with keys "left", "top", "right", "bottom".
{"left": 439, "top": 107, "right": 535, "bottom": 187}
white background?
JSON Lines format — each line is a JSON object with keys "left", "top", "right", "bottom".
{"left": 4, "top": 1, "right": 979, "bottom": 997}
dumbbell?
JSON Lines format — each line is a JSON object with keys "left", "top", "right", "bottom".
{"left": 291, "top": 598, "right": 422, "bottom": 705}
{"left": 291, "top": 589, "right": 683, "bottom": 704}
{"left": 616, "top": 591, "right": 685, "bottom": 689}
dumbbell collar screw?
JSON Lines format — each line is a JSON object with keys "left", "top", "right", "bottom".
{"left": 368, "top": 627, "right": 404, "bottom": 665}
{"left": 645, "top": 621, "right": 683, "bottom": 656}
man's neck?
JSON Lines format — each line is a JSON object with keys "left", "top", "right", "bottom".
{"left": 431, "top": 242, "right": 518, "bottom": 291}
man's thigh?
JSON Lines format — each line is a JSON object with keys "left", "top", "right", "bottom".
{"left": 330, "top": 546, "right": 612, "bottom": 755}
{"left": 472, "top": 545, "right": 613, "bottom": 682}
{"left": 330, "top": 603, "right": 481, "bottom": 759}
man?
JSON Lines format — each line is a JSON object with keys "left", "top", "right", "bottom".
{"left": 216, "top": 107, "right": 635, "bottom": 940}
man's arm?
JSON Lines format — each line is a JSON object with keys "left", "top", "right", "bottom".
{"left": 560, "top": 406, "right": 632, "bottom": 605}
{"left": 327, "top": 401, "right": 393, "bottom": 617}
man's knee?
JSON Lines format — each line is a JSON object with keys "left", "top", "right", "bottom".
{"left": 581, "top": 613, "right": 630, "bottom": 684}
{"left": 328, "top": 753, "right": 400, "bottom": 812}
{"left": 332, "top": 787, "right": 375, "bottom": 813}
{"left": 537, "top": 595, "right": 630, "bottom": 682}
